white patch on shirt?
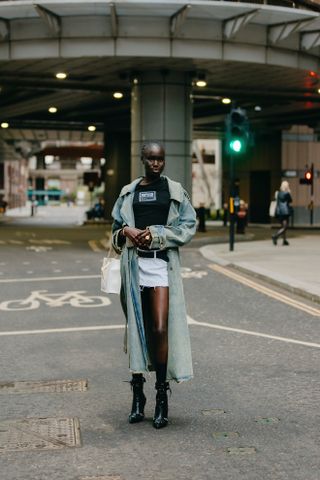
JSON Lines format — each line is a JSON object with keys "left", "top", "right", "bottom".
{"left": 139, "top": 191, "right": 156, "bottom": 202}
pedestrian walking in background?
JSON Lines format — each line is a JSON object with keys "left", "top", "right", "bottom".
{"left": 111, "top": 142, "right": 196, "bottom": 429}
{"left": 272, "top": 180, "right": 293, "bottom": 246}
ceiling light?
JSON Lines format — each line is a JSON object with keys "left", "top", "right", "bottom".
{"left": 1, "top": 122, "right": 9, "bottom": 128}
{"left": 318, "top": 88, "right": 320, "bottom": 94}
{"left": 195, "top": 73, "right": 207, "bottom": 88}
{"left": 113, "top": 92, "right": 123, "bottom": 99}
{"left": 88, "top": 125, "right": 96, "bottom": 132}
{"left": 196, "top": 79, "right": 207, "bottom": 88}
{"left": 56, "top": 72, "right": 67, "bottom": 80}
{"left": 254, "top": 105, "right": 262, "bottom": 112}
{"left": 222, "top": 98, "right": 231, "bottom": 104}
{"left": 48, "top": 107, "right": 57, "bottom": 113}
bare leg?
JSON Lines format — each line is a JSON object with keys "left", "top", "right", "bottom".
{"left": 141, "top": 286, "right": 169, "bottom": 373}
{"left": 149, "top": 287, "right": 169, "bottom": 382}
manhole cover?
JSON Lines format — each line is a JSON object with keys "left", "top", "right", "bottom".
{"left": 213, "top": 431, "right": 240, "bottom": 439}
{"left": 226, "top": 447, "right": 256, "bottom": 455}
{"left": 79, "top": 477, "right": 123, "bottom": 480}
{"left": 0, "top": 417, "right": 81, "bottom": 453}
{"left": 202, "top": 409, "right": 226, "bottom": 416}
{"left": 255, "top": 417, "right": 280, "bottom": 425}
{"left": 0, "top": 379, "right": 88, "bottom": 394}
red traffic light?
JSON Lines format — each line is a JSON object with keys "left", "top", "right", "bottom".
{"left": 304, "top": 168, "right": 312, "bottom": 184}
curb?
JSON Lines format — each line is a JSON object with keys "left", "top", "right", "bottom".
{"left": 222, "top": 261, "right": 320, "bottom": 305}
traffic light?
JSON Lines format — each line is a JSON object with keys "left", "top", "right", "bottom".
{"left": 304, "top": 168, "right": 312, "bottom": 185}
{"left": 83, "top": 171, "right": 101, "bottom": 192}
{"left": 300, "top": 165, "right": 314, "bottom": 186}
{"left": 225, "top": 108, "right": 250, "bottom": 154}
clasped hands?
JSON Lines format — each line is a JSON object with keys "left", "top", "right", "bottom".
{"left": 122, "top": 226, "right": 151, "bottom": 248}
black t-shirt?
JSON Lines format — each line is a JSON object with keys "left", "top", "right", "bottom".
{"left": 133, "top": 177, "right": 170, "bottom": 230}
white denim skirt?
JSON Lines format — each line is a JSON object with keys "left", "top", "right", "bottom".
{"left": 138, "top": 257, "right": 169, "bottom": 288}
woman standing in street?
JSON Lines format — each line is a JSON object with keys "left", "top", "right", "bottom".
{"left": 272, "top": 180, "right": 293, "bottom": 246}
{"left": 111, "top": 142, "right": 196, "bottom": 429}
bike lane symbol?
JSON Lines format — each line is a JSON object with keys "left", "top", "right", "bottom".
{"left": 0, "top": 290, "right": 111, "bottom": 311}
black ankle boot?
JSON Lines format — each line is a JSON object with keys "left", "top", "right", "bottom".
{"left": 128, "top": 376, "right": 146, "bottom": 424}
{"left": 153, "top": 382, "right": 170, "bottom": 429}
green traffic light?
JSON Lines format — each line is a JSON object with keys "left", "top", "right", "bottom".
{"left": 230, "top": 139, "right": 242, "bottom": 153}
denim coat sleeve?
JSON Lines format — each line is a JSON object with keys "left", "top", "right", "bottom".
{"left": 147, "top": 191, "right": 197, "bottom": 250}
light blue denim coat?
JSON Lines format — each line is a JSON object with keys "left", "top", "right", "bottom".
{"left": 111, "top": 176, "right": 196, "bottom": 383}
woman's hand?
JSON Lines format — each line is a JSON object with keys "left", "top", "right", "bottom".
{"left": 137, "top": 229, "right": 152, "bottom": 248}
{"left": 122, "top": 227, "right": 148, "bottom": 247}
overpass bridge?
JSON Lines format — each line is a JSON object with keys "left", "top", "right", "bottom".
{"left": 0, "top": 0, "right": 319, "bottom": 222}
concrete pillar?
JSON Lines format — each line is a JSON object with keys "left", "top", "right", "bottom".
{"left": 103, "top": 131, "right": 131, "bottom": 220}
{"left": 131, "top": 71, "right": 192, "bottom": 193}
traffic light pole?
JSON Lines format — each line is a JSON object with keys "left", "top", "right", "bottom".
{"left": 229, "top": 152, "right": 235, "bottom": 252}
{"left": 310, "top": 163, "right": 314, "bottom": 226}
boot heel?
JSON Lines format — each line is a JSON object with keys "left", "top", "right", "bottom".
{"left": 153, "top": 382, "right": 170, "bottom": 429}
{"left": 128, "top": 376, "right": 146, "bottom": 424}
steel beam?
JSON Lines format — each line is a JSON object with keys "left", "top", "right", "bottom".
{"left": 268, "top": 18, "right": 315, "bottom": 44}
{"left": 0, "top": 18, "right": 9, "bottom": 41}
{"left": 301, "top": 29, "right": 320, "bottom": 49}
{"left": 34, "top": 5, "right": 61, "bottom": 36}
{"left": 109, "top": 3, "right": 118, "bottom": 39}
{"left": 170, "top": 4, "right": 191, "bottom": 38}
{"left": 224, "top": 10, "right": 258, "bottom": 40}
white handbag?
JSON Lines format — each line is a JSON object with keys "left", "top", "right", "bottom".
{"left": 101, "top": 246, "right": 121, "bottom": 294}
{"left": 269, "top": 200, "right": 277, "bottom": 217}
{"left": 269, "top": 191, "right": 278, "bottom": 217}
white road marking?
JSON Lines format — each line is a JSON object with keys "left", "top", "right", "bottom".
{"left": 0, "top": 274, "right": 100, "bottom": 284}
{"left": 29, "top": 239, "right": 71, "bottom": 245}
{"left": 210, "top": 264, "right": 320, "bottom": 317}
{"left": 53, "top": 269, "right": 62, "bottom": 273}
{"left": 0, "top": 325, "right": 124, "bottom": 337}
{"left": 26, "top": 246, "right": 53, "bottom": 253}
{"left": 187, "top": 316, "right": 320, "bottom": 349}
{"left": 0, "top": 315, "right": 317, "bottom": 349}
{"left": 26, "top": 271, "right": 34, "bottom": 274}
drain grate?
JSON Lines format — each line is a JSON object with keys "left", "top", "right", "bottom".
{"left": 0, "top": 417, "right": 81, "bottom": 453}
{"left": 0, "top": 379, "right": 88, "bottom": 394}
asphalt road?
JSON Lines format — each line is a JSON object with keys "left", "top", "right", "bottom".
{"left": 0, "top": 222, "right": 319, "bottom": 480}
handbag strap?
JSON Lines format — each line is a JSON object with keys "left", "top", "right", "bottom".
{"left": 105, "top": 237, "right": 119, "bottom": 259}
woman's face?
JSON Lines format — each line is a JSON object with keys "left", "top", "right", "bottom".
{"left": 142, "top": 145, "right": 165, "bottom": 178}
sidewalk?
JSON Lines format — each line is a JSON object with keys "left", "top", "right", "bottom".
{"left": 200, "top": 235, "right": 320, "bottom": 304}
